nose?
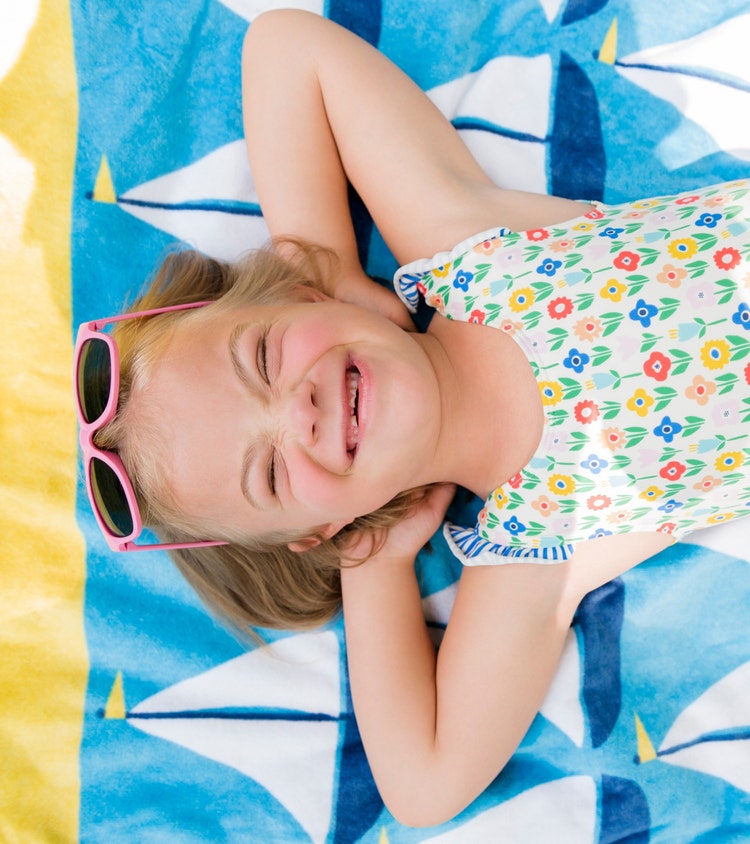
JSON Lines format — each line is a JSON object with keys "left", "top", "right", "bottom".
{"left": 280, "top": 380, "right": 317, "bottom": 447}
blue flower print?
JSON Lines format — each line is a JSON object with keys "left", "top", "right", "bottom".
{"left": 653, "top": 415, "right": 683, "bottom": 444}
{"left": 731, "top": 302, "right": 750, "bottom": 330}
{"left": 695, "top": 212, "right": 722, "bottom": 229}
{"left": 599, "top": 227, "right": 624, "bottom": 239}
{"left": 581, "top": 453, "right": 609, "bottom": 475}
{"left": 563, "top": 348, "right": 591, "bottom": 373}
{"left": 452, "top": 269, "right": 474, "bottom": 292}
{"left": 537, "top": 258, "right": 562, "bottom": 277}
{"left": 503, "top": 516, "right": 527, "bottom": 536}
{"left": 589, "top": 527, "right": 613, "bottom": 539}
{"left": 658, "top": 499, "right": 684, "bottom": 515}
{"left": 629, "top": 298, "right": 658, "bottom": 328}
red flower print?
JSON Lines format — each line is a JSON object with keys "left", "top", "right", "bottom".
{"left": 417, "top": 281, "right": 427, "bottom": 295}
{"left": 675, "top": 195, "right": 700, "bottom": 205}
{"left": 508, "top": 472, "right": 524, "bottom": 489}
{"left": 714, "top": 247, "right": 741, "bottom": 270}
{"left": 547, "top": 296, "right": 574, "bottom": 320}
{"left": 469, "top": 309, "right": 485, "bottom": 324}
{"left": 745, "top": 362, "right": 750, "bottom": 385}
{"left": 659, "top": 461, "right": 687, "bottom": 481}
{"left": 643, "top": 351, "right": 672, "bottom": 382}
{"left": 657, "top": 522, "right": 677, "bottom": 534}
{"left": 587, "top": 494, "right": 612, "bottom": 511}
{"left": 613, "top": 251, "right": 641, "bottom": 271}
{"left": 574, "top": 399, "right": 600, "bottom": 424}
{"left": 585, "top": 208, "right": 605, "bottom": 220}
{"left": 527, "top": 228, "right": 550, "bottom": 241}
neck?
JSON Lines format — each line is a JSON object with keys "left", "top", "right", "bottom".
{"left": 416, "top": 316, "right": 543, "bottom": 499}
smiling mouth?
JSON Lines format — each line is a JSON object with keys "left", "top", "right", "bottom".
{"left": 345, "top": 366, "right": 360, "bottom": 455}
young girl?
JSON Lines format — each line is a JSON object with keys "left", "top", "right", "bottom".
{"left": 75, "top": 10, "right": 750, "bottom": 827}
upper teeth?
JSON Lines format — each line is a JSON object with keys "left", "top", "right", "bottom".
{"left": 346, "top": 369, "right": 360, "bottom": 452}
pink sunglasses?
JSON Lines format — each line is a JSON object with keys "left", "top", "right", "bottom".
{"left": 74, "top": 301, "right": 228, "bottom": 552}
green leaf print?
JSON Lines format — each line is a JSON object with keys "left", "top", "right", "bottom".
{"left": 694, "top": 232, "right": 719, "bottom": 251}
{"left": 523, "top": 244, "right": 544, "bottom": 263}
{"left": 590, "top": 345, "right": 612, "bottom": 366}
{"left": 729, "top": 335, "right": 750, "bottom": 361}
{"left": 684, "top": 458, "right": 708, "bottom": 477}
{"left": 716, "top": 278, "right": 738, "bottom": 305}
{"left": 640, "top": 332, "right": 660, "bottom": 353}
{"left": 531, "top": 280, "right": 554, "bottom": 301}
{"left": 653, "top": 386, "right": 678, "bottom": 411}
{"left": 724, "top": 204, "right": 744, "bottom": 221}
{"left": 686, "top": 259, "right": 709, "bottom": 279}
{"left": 600, "top": 311, "right": 625, "bottom": 337}
{"left": 611, "top": 454, "right": 632, "bottom": 470}
{"left": 658, "top": 298, "right": 680, "bottom": 321}
{"left": 624, "top": 426, "right": 649, "bottom": 448}
{"left": 567, "top": 431, "right": 589, "bottom": 452}
{"left": 681, "top": 416, "right": 705, "bottom": 437}
{"left": 485, "top": 512, "right": 500, "bottom": 531}
{"left": 715, "top": 372, "right": 739, "bottom": 395}
{"left": 601, "top": 401, "right": 621, "bottom": 420}
{"left": 741, "top": 398, "right": 750, "bottom": 423}
{"left": 574, "top": 292, "right": 595, "bottom": 311}
{"left": 560, "top": 377, "right": 582, "bottom": 400}
{"left": 546, "top": 409, "right": 568, "bottom": 427}
{"left": 625, "top": 274, "right": 649, "bottom": 295}
{"left": 636, "top": 249, "right": 661, "bottom": 267}
{"left": 668, "top": 349, "right": 692, "bottom": 376}
{"left": 548, "top": 327, "right": 569, "bottom": 351}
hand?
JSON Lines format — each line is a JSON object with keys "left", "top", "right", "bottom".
{"left": 333, "top": 271, "right": 415, "bottom": 331}
{"left": 342, "top": 482, "right": 456, "bottom": 566}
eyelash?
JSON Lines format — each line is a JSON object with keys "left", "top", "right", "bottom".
{"left": 257, "top": 330, "right": 270, "bottom": 385}
{"left": 267, "top": 450, "right": 277, "bottom": 496}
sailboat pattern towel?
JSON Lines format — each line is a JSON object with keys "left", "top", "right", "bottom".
{"left": 2, "top": 0, "right": 750, "bottom": 841}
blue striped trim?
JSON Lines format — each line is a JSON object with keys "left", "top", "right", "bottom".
{"left": 446, "top": 524, "right": 573, "bottom": 562}
{"left": 395, "top": 272, "right": 422, "bottom": 310}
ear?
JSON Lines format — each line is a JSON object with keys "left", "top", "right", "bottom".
{"left": 292, "top": 284, "right": 331, "bottom": 304}
{"left": 287, "top": 522, "right": 346, "bottom": 553}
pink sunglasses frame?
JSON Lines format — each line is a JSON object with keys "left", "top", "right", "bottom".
{"left": 74, "top": 301, "right": 228, "bottom": 552}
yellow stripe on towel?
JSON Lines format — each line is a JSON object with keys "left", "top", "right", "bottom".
{"left": 0, "top": 1, "right": 86, "bottom": 842}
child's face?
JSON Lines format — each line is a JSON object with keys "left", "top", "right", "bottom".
{"left": 138, "top": 297, "right": 444, "bottom": 544}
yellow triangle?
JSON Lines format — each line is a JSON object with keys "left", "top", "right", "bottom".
{"left": 104, "top": 671, "right": 127, "bottom": 720}
{"left": 93, "top": 155, "right": 117, "bottom": 203}
{"left": 598, "top": 18, "right": 618, "bottom": 65}
{"left": 634, "top": 713, "right": 657, "bottom": 763}
{"left": 378, "top": 827, "right": 389, "bottom": 844}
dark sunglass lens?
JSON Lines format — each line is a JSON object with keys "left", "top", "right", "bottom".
{"left": 78, "top": 338, "right": 112, "bottom": 424}
{"left": 90, "top": 458, "right": 134, "bottom": 538}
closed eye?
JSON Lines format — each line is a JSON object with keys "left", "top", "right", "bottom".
{"left": 267, "top": 448, "right": 276, "bottom": 496}
{"left": 257, "top": 329, "right": 270, "bottom": 385}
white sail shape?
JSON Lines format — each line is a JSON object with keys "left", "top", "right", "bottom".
{"left": 615, "top": 15, "right": 750, "bottom": 162}
{"left": 128, "top": 632, "right": 341, "bottom": 844}
{"left": 427, "top": 55, "right": 552, "bottom": 193}
{"left": 658, "top": 661, "right": 750, "bottom": 794}
{"left": 218, "top": 0, "right": 323, "bottom": 24}
{"left": 0, "top": 2, "right": 40, "bottom": 83}
{"left": 537, "top": 0, "right": 567, "bottom": 24}
{"left": 421, "top": 776, "right": 597, "bottom": 843}
{"left": 540, "top": 629, "right": 585, "bottom": 746}
{"left": 685, "top": 521, "right": 750, "bottom": 564}
{"left": 118, "top": 140, "right": 270, "bottom": 261}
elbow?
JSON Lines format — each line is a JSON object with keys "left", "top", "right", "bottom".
{"left": 381, "top": 788, "right": 472, "bottom": 829}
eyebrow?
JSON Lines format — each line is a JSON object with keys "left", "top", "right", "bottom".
{"left": 228, "top": 322, "right": 265, "bottom": 510}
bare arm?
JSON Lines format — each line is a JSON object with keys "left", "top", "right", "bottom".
{"left": 242, "top": 11, "right": 588, "bottom": 271}
{"left": 342, "top": 503, "right": 672, "bottom": 827}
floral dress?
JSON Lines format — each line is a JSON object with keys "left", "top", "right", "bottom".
{"left": 395, "top": 181, "right": 750, "bottom": 565}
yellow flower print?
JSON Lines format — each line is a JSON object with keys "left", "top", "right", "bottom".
{"left": 626, "top": 388, "right": 654, "bottom": 417}
{"left": 493, "top": 488, "right": 508, "bottom": 509}
{"left": 509, "top": 287, "right": 536, "bottom": 312}
{"left": 639, "top": 485, "right": 664, "bottom": 500}
{"left": 572, "top": 221, "right": 594, "bottom": 232}
{"left": 700, "top": 339, "right": 731, "bottom": 370}
{"left": 531, "top": 495, "right": 559, "bottom": 516}
{"left": 667, "top": 237, "right": 698, "bottom": 260}
{"left": 548, "top": 474, "right": 576, "bottom": 496}
{"left": 685, "top": 374, "right": 716, "bottom": 406}
{"left": 632, "top": 199, "right": 660, "bottom": 209}
{"left": 432, "top": 264, "right": 451, "bottom": 277}
{"left": 539, "top": 381, "right": 563, "bottom": 407}
{"left": 715, "top": 451, "right": 745, "bottom": 473}
{"left": 599, "top": 278, "right": 627, "bottom": 302}
{"left": 707, "top": 512, "right": 734, "bottom": 525}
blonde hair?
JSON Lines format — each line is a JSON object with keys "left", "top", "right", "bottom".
{"left": 96, "top": 242, "right": 426, "bottom": 633}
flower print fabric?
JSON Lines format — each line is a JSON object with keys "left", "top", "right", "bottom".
{"left": 395, "top": 181, "right": 750, "bottom": 566}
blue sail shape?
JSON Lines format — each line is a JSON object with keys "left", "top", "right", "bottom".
{"left": 551, "top": 52, "right": 606, "bottom": 201}
{"left": 562, "top": 0, "right": 611, "bottom": 26}
{"left": 599, "top": 776, "right": 650, "bottom": 844}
